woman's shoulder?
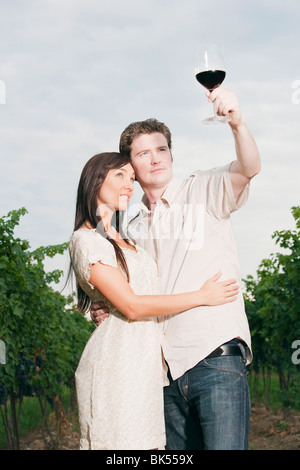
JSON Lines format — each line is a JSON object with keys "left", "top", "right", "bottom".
{"left": 69, "top": 227, "right": 118, "bottom": 270}
{"left": 70, "top": 227, "right": 108, "bottom": 240}
{"left": 69, "top": 228, "right": 112, "bottom": 251}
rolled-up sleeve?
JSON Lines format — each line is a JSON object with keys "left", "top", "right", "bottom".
{"left": 192, "top": 163, "right": 250, "bottom": 220}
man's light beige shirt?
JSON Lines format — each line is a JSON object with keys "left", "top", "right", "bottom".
{"left": 128, "top": 163, "right": 252, "bottom": 381}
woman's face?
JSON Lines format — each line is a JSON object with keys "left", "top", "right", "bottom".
{"left": 97, "top": 163, "right": 135, "bottom": 212}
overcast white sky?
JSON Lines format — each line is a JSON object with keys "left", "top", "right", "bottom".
{"left": 0, "top": 0, "right": 299, "bottom": 291}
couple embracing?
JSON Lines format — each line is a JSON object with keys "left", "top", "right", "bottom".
{"left": 68, "top": 88, "right": 261, "bottom": 450}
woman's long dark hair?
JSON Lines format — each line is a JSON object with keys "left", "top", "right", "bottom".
{"left": 69, "top": 152, "right": 132, "bottom": 313}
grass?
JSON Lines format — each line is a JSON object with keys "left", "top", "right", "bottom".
{"left": 1, "top": 374, "right": 299, "bottom": 449}
{"left": 0, "top": 396, "right": 50, "bottom": 449}
{"left": 248, "top": 371, "right": 282, "bottom": 408}
{"left": 0, "top": 387, "right": 74, "bottom": 449}
{"left": 248, "top": 370, "right": 300, "bottom": 411}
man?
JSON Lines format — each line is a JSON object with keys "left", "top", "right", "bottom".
{"left": 91, "top": 88, "right": 261, "bottom": 450}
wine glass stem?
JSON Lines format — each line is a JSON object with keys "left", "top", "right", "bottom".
{"left": 213, "top": 100, "right": 217, "bottom": 117}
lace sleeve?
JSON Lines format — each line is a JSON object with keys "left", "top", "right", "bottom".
{"left": 69, "top": 229, "right": 118, "bottom": 291}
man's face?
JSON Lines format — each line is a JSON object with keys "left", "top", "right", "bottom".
{"left": 130, "top": 132, "right": 173, "bottom": 191}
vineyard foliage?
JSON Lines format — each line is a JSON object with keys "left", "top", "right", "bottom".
{"left": 0, "top": 208, "right": 94, "bottom": 448}
{"left": 244, "top": 206, "right": 300, "bottom": 408}
{"left": 0, "top": 205, "right": 299, "bottom": 448}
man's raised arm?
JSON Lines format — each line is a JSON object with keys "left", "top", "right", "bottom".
{"left": 208, "top": 88, "right": 261, "bottom": 199}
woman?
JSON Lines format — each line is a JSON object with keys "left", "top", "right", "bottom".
{"left": 69, "top": 152, "right": 239, "bottom": 450}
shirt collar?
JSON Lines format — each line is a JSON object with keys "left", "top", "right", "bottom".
{"left": 140, "top": 177, "right": 182, "bottom": 214}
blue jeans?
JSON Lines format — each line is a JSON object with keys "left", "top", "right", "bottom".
{"left": 163, "top": 347, "right": 250, "bottom": 450}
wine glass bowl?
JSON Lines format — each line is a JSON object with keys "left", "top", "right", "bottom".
{"left": 195, "top": 44, "right": 230, "bottom": 124}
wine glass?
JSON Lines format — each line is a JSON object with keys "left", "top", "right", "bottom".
{"left": 195, "top": 44, "right": 230, "bottom": 125}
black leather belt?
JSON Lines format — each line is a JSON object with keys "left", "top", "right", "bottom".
{"left": 206, "top": 344, "right": 243, "bottom": 359}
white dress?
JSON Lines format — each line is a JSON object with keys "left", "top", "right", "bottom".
{"left": 69, "top": 228, "right": 166, "bottom": 450}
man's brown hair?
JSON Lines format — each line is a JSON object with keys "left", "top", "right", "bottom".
{"left": 119, "top": 118, "right": 172, "bottom": 157}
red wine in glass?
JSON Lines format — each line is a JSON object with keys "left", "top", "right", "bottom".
{"left": 195, "top": 44, "right": 230, "bottom": 124}
{"left": 195, "top": 70, "right": 226, "bottom": 91}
